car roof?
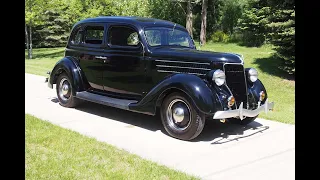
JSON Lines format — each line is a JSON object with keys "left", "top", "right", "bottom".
{"left": 74, "top": 16, "right": 185, "bottom": 29}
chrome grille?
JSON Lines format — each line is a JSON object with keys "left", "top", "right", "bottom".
{"left": 224, "top": 64, "right": 248, "bottom": 107}
{"left": 155, "top": 60, "right": 211, "bottom": 76}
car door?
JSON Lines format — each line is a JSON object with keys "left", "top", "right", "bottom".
{"left": 78, "top": 24, "right": 107, "bottom": 91}
{"left": 102, "top": 24, "right": 146, "bottom": 100}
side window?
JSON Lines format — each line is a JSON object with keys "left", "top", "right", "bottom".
{"left": 145, "top": 30, "right": 161, "bottom": 46}
{"left": 84, "top": 25, "right": 104, "bottom": 45}
{"left": 108, "top": 26, "right": 139, "bottom": 47}
{"left": 70, "top": 28, "right": 82, "bottom": 45}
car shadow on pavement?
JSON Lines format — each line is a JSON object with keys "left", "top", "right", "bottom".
{"left": 193, "top": 120, "right": 269, "bottom": 144}
{"left": 51, "top": 98, "right": 164, "bottom": 132}
{"left": 51, "top": 97, "right": 270, "bottom": 142}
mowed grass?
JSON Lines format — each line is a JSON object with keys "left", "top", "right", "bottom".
{"left": 25, "top": 43, "right": 294, "bottom": 124}
{"left": 25, "top": 48, "right": 65, "bottom": 76}
{"left": 25, "top": 114, "right": 198, "bottom": 180}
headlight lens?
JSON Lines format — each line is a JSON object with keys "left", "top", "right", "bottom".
{"left": 248, "top": 68, "right": 258, "bottom": 82}
{"left": 212, "top": 69, "right": 226, "bottom": 86}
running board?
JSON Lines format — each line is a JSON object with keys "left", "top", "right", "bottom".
{"left": 76, "top": 91, "right": 138, "bottom": 110}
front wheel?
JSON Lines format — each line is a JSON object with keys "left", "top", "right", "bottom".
{"left": 160, "top": 92, "right": 205, "bottom": 140}
{"left": 56, "top": 73, "right": 80, "bottom": 108}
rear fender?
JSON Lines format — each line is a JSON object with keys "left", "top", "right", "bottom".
{"left": 48, "top": 56, "right": 89, "bottom": 94}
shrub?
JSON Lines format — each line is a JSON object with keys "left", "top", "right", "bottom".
{"left": 228, "top": 29, "right": 243, "bottom": 43}
{"left": 209, "top": 30, "right": 229, "bottom": 43}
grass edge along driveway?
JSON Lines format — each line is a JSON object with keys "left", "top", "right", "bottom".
{"left": 25, "top": 114, "right": 199, "bottom": 180}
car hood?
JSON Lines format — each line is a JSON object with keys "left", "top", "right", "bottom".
{"left": 149, "top": 47, "right": 243, "bottom": 64}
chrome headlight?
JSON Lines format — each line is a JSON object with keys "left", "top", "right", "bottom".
{"left": 212, "top": 69, "right": 226, "bottom": 86}
{"left": 248, "top": 68, "right": 258, "bottom": 82}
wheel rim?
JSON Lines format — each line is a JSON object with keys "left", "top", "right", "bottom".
{"left": 166, "top": 99, "right": 191, "bottom": 131}
{"left": 58, "top": 78, "right": 71, "bottom": 101}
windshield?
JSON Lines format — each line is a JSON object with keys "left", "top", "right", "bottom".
{"left": 144, "top": 27, "right": 195, "bottom": 48}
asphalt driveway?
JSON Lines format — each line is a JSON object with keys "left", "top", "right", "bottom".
{"left": 25, "top": 73, "right": 295, "bottom": 180}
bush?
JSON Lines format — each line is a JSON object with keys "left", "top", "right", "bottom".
{"left": 228, "top": 30, "right": 243, "bottom": 43}
{"left": 240, "top": 31, "right": 266, "bottom": 47}
{"left": 209, "top": 31, "right": 229, "bottom": 43}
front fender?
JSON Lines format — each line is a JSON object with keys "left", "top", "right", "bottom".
{"left": 247, "top": 79, "right": 268, "bottom": 109}
{"left": 48, "top": 56, "right": 89, "bottom": 94}
{"left": 129, "top": 74, "right": 223, "bottom": 115}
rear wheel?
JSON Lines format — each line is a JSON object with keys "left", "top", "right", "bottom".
{"left": 160, "top": 92, "right": 205, "bottom": 140}
{"left": 56, "top": 73, "right": 80, "bottom": 108}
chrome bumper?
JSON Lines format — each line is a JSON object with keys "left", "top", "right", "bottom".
{"left": 213, "top": 98, "right": 274, "bottom": 120}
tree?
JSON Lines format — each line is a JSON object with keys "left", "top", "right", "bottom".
{"left": 25, "top": 24, "right": 30, "bottom": 57}
{"left": 200, "top": 0, "right": 208, "bottom": 45}
{"left": 25, "top": 0, "right": 48, "bottom": 58}
{"left": 149, "top": 0, "right": 203, "bottom": 38}
{"left": 37, "top": 10, "right": 70, "bottom": 47}
{"left": 25, "top": 0, "right": 37, "bottom": 59}
{"left": 186, "top": 0, "right": 193, "bottom": 38}
{"left": 267, "top": 0, "right": 295, "bottom": 74}
{"left": 114, "top": 0, "right": 149, "bottom": 17}
{"left": 237, "top": 0, "right": 270, "bottom": 47}
{"left": 221, "top": 0, "right": 244, "bottom": 34}
{"left": 184, "top": 0, "right": 201, "bottom": 39}
{"left": 199, "top": 0, "right": 224, "bottom": 39}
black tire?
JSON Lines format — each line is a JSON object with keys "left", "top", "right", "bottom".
{"left": 228, "top": 115, "right": 258, "bottom": 125}
{"left": 56, "top": 73, "right": 80, "bottom": 108}
{"left": 160, "top": 92, "right": 205, "bottom": 140}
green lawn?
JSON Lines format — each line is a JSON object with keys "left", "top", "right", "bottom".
{"left": 25, "top": 114, "right": 198, "bottom": 180}
{"left": 25, "top": 43, "right": 294, "bottom": 124}
{"left": 25, "top": 48, "right": 65, "bottom": 76}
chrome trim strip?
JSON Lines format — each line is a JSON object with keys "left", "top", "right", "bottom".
{"left": 223, "top": 82, "right": 236, "bottom": 109}
{"left": 157, "top": 70, "right": 206, "bottom": 76}
{"left": 155, "top": 59, "right": 210, "bottom": 65}
{"left": 156, "top": 64, "right": 211, "bottom": 71}
{"left": 241, "top": 64, "right": 249, "bottom": 108}
{"left": 212, "top": 99, "right": 274, "bottom": 120}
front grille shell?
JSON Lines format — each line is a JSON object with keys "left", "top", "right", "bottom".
{"left": 223, "top": 63, "right": 248, "bottom": 108}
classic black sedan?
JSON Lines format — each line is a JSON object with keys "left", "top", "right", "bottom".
{"left": 46, "top": 16, "right": 274, "bottom": 140}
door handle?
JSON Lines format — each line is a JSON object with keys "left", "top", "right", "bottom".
{"left": 95, "top": 56, "right": 108, "bottom": 60}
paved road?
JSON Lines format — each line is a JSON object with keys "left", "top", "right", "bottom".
{"left": 25, "top": 73, "right": 295, "bottom": 180}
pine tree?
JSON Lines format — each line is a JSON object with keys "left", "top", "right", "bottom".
{"left": 267, "top": 0, "right": 295, "bottom": 74}
{"left": 237, "top": 0, "right": 270, "bottom": 47}
{"left": 37, "top": 10, "right": 70, "bottom": 47}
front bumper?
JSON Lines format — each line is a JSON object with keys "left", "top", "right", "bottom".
{"left": 213, "top": 98, "right": 274, "bottom": 120}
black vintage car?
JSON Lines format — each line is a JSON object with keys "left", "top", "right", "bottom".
{"left": 47, "top": 16, "right": 274, "bottom": 140}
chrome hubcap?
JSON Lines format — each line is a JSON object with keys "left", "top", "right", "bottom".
{"left": 58, "top": 78, "right": 71, "bottom": 101}
{"left": 173, "top": 107, "right": 184, "bottom": 123}
{"left": 61, "top": 84, "right": 69, "bottom": 96}
{"left": 166, "top": 99, "right": 191, "bottom": 131}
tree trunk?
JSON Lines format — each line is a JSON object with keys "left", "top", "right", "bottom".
{"left": 186, "top": 0, "right": 193, "bottom": 38}
{"left": 29, "top": 24, "right": 33, "bottom": 59}
{"left": 25, "top": 24, "right": 30, "bottom": 59}
{"left": 200, "top": 0, "right": 208, "bottom": 46}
